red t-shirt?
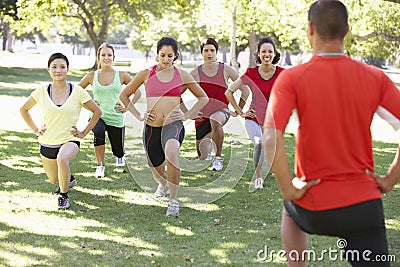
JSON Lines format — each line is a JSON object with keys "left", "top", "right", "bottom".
{"left": 241, "top": 66, "right": 284, "bottom": 125}
{"left": 195, "top": 62, "right": 229, "bottom": 127}
{"left": 264, "top": 55, "right": 400, "bottom": 211}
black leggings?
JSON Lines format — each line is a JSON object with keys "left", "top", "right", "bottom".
{"left": 92, "top": 118, "right": 124, "bottom": 158}
{"left": 143, "top": 121, "right": 185, "bottom": 167}
{"left": 284, "top": 199, "right": 390, "bottom": 266}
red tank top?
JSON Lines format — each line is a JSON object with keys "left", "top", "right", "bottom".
{"left": 241, "top": 66, "right": 284, "bottom": 125}
{"left": 145, "top": 65, "right": 183, "bottom": 97}
{"left": 195, "top": 62, "right": 229, "bottom": 127}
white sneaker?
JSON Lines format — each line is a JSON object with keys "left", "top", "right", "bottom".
{"left": 166, "top": 199, "right": 179, "bottom": 217}
{"left": 254, "top": 178, "right": 264, "bottom": 189}
{"left": 116, "top": 157, "right": 125, "bottom": 167}
{"left": 153, "top": 183, "right": 169, "bottom": 198}
{"left": 211, "top": 157, "right": 223, "bottom": 171}
{"left": 94, "top": 165, "right": 105, "bottom": 178}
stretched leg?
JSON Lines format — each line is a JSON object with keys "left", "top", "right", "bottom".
{"left": 164, "top": 139, "right": 181, "bottom": 200}
{"left": 281, "top": 207, "right": 307, "bottom": 267}
{"left": 150, "top": 163, "right": 167, "bottom": 187}
{"left": 196, "top": 133, "right": 212, "bottom": 159}
{"left": 209, "top": 111, "right": 228, "bottom": 157}
{"left": 107, "top": 125, "right": 125, "bottom": 158}
{"left": 92, "top": 119, "right": 107, "bottom": 165}
{"left": 41, "top": 155, "right": 59, "bottom": 184}
{"left": 245, "top": 119, "right": 265, "bottom": 180}
{"left": 94, "top": 145, "right": 105, "bottom": 166}
{"left": 57, "top": 142, "right": 79, "bottom": 193}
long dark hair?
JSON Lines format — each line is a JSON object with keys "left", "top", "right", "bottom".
{"left": 157, "top": 36, "right": 179, "bottom": 61}
{"left": 254, "top": 37, "right": 281, "bottom": 65}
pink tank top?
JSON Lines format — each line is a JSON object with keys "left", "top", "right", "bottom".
{"left": 145, "top": 65, "right": 183, "bottom": 97}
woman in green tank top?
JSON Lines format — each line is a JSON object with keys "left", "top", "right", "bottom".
{"left": 78, "top": 43, "right": 141, "bottom": 178}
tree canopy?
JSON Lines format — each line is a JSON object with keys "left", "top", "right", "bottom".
{"left": 2, "top": 0, "right": 400, "bottom": 67}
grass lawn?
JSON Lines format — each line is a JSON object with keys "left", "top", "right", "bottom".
{"left": 0, "top": 64, "right": 399, "bottom": 267}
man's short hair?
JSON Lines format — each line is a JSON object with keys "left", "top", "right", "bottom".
{"left": 308, "top": 0, "right": 348, "bottom": 40}
{"left": 200, "top": 38, "right": 219, "bottom": 53}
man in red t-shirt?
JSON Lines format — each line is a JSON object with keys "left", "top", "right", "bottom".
{"left": 264, "top": 1, "right": 400, "bottom": 266}
{"left": 189, "top": 38, "right": 247, "bottom": 171}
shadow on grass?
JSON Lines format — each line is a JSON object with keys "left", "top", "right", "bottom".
{"left": 0, "top": 129, "right": 399, "bottom": 266}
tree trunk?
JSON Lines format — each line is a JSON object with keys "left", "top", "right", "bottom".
{"left": 221, "top": 46, "right": 227, "bottom": 63}
{"left": 284, "top": 50, "right": 292, "bottom": 65}
{"left": 72, "top": 0, "right": 110, "bottom": 69}
{"left": 7, "top": 29, "right": 13, "bottom": 52}
{"left": 230, "top": 3, "right": 238, "bottom": 70}
{"left": 2, "top": 30, "right": 6, "bottom": 51}
{"left": 248, "top": 31, "right": 257, "bottom": 68}
{"left": 3, "top": 22, "right": 13, "bottom": 52}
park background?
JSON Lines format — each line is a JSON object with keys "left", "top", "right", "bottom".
{"left": 1, "top": 0, "right": 400, "bottom": 266}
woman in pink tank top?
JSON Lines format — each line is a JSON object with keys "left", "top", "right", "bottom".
{"left": 120, "top": 37, "right": 208, "bottom": 217}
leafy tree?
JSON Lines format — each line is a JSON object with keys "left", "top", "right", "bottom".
{"left": 344, "top": 0, "right": 400, "bottom": 65}
{"left": 16, "top": 0, "right": 197, "bottom": 67}
{"left": 127, "top": 1, "right": 203, "bottom": 62}
{"left": 0, "top": 0, "right": 18, "bottom": 51}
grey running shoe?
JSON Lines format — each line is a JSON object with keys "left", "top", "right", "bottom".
{"left": 211, "top": 157, "right": 223, "bottom": 171}
{"left": 166, "top": 199, "right": 179, "bottom": 217}
{"left": 55, "top": 175, "right": 77, "bottom": 194}
{"left": 116, "top": 157, "right": 125, "bottom": 167}
{"left": 153, "top": 183, "right": 169, "bottom": 198}
{"left": 58, "top": 195, "right": 70, "bottom": 210}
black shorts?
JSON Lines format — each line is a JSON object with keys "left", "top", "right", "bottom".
{"left": 143, "top": 121, "right": 185, "bottom": 167}
{"left": 40, "top": 141, "right": 80, "bottom": 159}
{"left": 284, "top": 199, "right": 389, "bottom": 266}
{"left": 195, "top": 110, "right": 230, "bottom": 140}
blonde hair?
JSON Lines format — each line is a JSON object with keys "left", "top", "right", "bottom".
{"left": 96, "top": 43, "right": 115, "bottom": 69}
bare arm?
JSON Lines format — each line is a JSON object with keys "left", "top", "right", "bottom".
{"left": 366, "top": 146, "right": 400, "bottom": 193}
{"left": 226, "top": 78, "right": 252, "bottom": 117}
{"left": 78, "top": 72, "right": 94, "bottom": 88}
{"left": 20, "top": 96, "right": 45, "bottom": 136}
{"left": 180, "top": 97, "right": 189, "bottom": 113}
{"left": 71, "top": 100, "right": 102, "bottom": 138}
{"left": 115, "top": 71, "right": 142, "bottom": 113}
{"left": 189, "top": 67, "right": 199, "bottom": 82}
{"left": 120, "top": 70, "right": 132, "bottom": 85}
{"left": 175, "top": 70, "right": 208, "bottom": 120}
{"left": 225, "top": 65, "right": 249, "bottom": 111}
{"left": 120, "top": 70, "right": 148, "bottom": 121}
{"left": 263, "top": 127, "right": 320, "bottom": 200}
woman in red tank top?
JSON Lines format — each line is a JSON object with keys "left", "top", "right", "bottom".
{"left": 226, "top": 37, "right": 284, "bottom": 190}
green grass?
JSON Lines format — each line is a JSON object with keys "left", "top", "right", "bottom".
{"left": 0, "top": 65, "right": 399, "bottom": 266}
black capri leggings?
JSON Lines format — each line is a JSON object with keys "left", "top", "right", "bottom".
{"left": 92, "top": 118, "right": 124, "bottom": 158}
{"left": 284, "top": 199, "right": 390, "bottom": 266}
{"left": 143, "top": 121, "right": 185, "bottom": 167}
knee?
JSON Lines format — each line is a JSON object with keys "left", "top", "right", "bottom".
{"left": 48, "top": 177, "right": 58, "bottom": 184}
{"left": 165, "top": 149, "right": 179, "bottom": 162}
{"left": 254, "top": 141, "right": 262, "bottom": 153}
{"left": 57, "top": 155, "right": 70, "bottom": 167}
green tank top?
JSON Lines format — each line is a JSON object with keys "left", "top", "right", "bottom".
{"left": 93, "top": 70, "right": 124, "bottom": 127}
